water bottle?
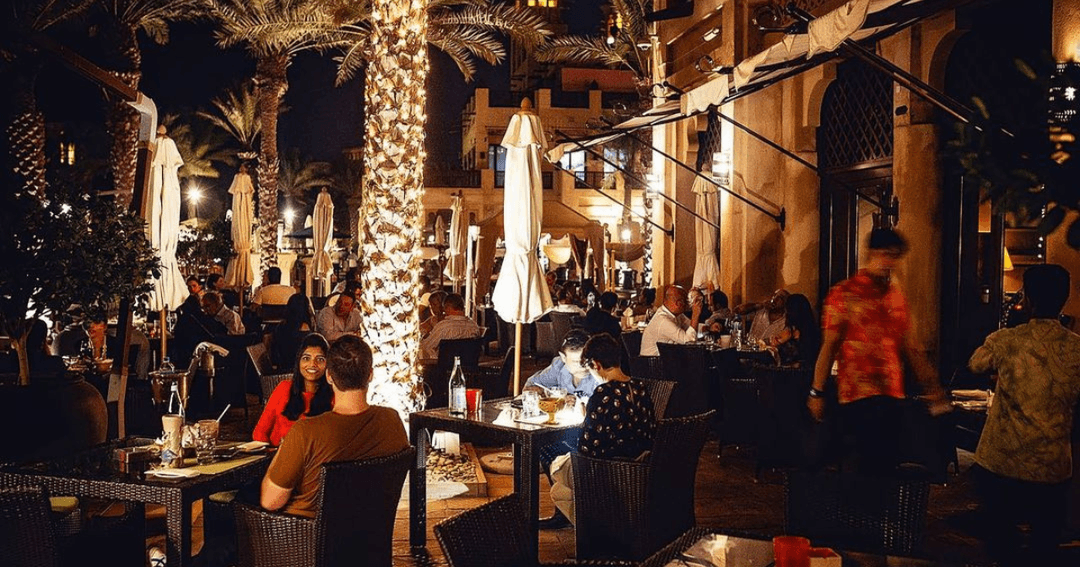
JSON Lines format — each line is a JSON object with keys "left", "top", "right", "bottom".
{"left": 160, "top": 356, "right": 175, "bottom": 373}
{"left": 448, "top": 356, "right": 467, "bottom": 417}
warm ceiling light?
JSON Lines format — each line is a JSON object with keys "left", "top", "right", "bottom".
{"left": 703, "top": 27, "right": 721, "bottom": 42}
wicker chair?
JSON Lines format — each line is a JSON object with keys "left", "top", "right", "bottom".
{"left": 246, "top": 343, "right": 274, "bottom": 377}
{"left": 426, "top": 337, "right": 484, "bottom": 408}
{"left": 657, "top": 343, "right": 710, "bottom": 417}
{"left": 0, "top": 486, "right": 60, "bottom": 567}
{"left": 435, "top": 495, "right": 635, "bottom": 567}
{"left": 572, "top": 411, "right": 714, "bottom": 562}
{"left": 784, "top": 468, "right": 931, "bottom": 555}
{"left": 639, "top": 378, "right": 676, "bottom": 421}
{"left": 535, "top": 321, "right": 558, "bottom": 358}
{"left": 234, "top": 447, "right": 415, "bottom": 567}
{"left": 750, "top": 364, "right": 813, "bottom": 473}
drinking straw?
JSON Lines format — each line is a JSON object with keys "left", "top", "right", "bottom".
{"left": 216, "top": 404, "right": 231, "bottom": 422}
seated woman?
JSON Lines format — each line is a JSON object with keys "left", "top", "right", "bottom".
{"left": 767, "top": 293, "right": 821, "bottom": 368}
{"left": 272, "top": 293, "right": 315, "bottom": 369}
{"left": 253, "top": 334, "right": 333, "bottom": 446}
{"left": 544, "top": 333, "right": 656, "bottom": 528}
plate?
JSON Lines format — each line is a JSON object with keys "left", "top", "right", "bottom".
{"left": 237, "top": 440, "right": 270, "bottom": 453}
{"left": 951, "top": 389, "right": 989, "bottom": 401}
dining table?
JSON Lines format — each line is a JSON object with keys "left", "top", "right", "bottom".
{"left": 644, "top": 527, "right": 977, "bottom": 567}
{"left": 0, "top": 436, "right": 272, "bottom": 567}
{"left": 409, "top": 398, "right": 582, "bottom": 561}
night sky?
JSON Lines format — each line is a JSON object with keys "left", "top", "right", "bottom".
{"left": 34, "top": 1, "right": 604, "bottom": 200}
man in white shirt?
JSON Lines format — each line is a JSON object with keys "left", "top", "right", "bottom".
{"left": 201, "top": 291, "right": 245, "bottom": 335}
{"left": 639, "top": 285, "right": 702, "bottom": 357}
{"left": 735, "top": 289, "right": 789, "bottom": 345}
{"left": 316, "top": 292, "right": 362, "bottom": 342}
{"left": 419, "top": 293, "right": 481, "bottom": 360}
{"left": 252, "top": 267, "right": 295, "bottom": 310}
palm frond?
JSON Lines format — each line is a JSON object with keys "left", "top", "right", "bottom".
{"left": 430, "top": 26, "right": 504, "bottom": 66}
{"left": 427, "top": 37, "right": 478, "bottom": 82}
{"left": 333, "top": 41, "right": 368, "bottom": 86}
{"left": 431, "top": 3, "right": 552, "bottom": 49}
{"left": 611, "top": 0, "right": 647, "bottom": 43}
{"left": 535, "top": 35, "right": 630, "bottom": 68}
{"left": 197, "top": 81, "right": 261, "bottom": 151}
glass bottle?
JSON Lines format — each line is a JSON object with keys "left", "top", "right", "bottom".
{"left": 160, "top": 356, "right": 175, "bottom": 373}
{"left": 448, "top": 356, "right": 467, "bottom": 417}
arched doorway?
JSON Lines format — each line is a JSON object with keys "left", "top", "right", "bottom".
{"left": 937, "top": 2, "right": 1049, "bottom": 375}
{"left": 817, "top": 58, "right": 894, "bottom": 302}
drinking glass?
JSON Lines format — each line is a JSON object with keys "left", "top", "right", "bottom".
{"left": 521, "top": 390, "right": 540, "bottom": 417}
{"left": 538, "top": 396, "right": 564, "bottom": 424}
{"left": 194, "top": 420, "right": 219, "bottom": 464}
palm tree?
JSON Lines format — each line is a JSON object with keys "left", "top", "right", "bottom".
{"left": 330, "top": 156, "right": 363, "bottom": 249}
{"left": 0, "top": 0, "right": 93, "bottom": 199}
{"left": 196, "top": 81, "right": 263, "bottom": 159}
{"left": 91, "top": 0, "right": 204, "bottom": 206}
{"left": 216, "top": 0, "right": 551, "bottom": 413}
{"left": 208, "top": 0, "right": 334, "bottom": 277}
{"left": 534, "top": 0, "right": 649, "bottom": 81}
{"left": 159, "top": 113, "right": 235, "bottom": 181}
{"left": 277, "top": 148, "right": 332, "bottom": 210}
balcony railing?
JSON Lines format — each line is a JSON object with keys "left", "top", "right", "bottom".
{"left": 425, "top": 169, "right": 481, "bottom": 188}
{"left": 574, "top": 171, "right": 607, "bottom": 189}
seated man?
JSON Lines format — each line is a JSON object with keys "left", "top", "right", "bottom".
{"left": 419, "top": 293, "right": 481, "bottom": 360}
{"left": 201, "top": 291, "right": 245, "bottom": 335}
{"left": 524, "top": 328, "right": 598, "bottom": 398}
{"left": 583, "top": 291, "right": 622, "bottom": 339}
{"left": 734, "top": 288, "right": 789, "bottom": 345}
{"left": 316, "top": 287, "right": 362, "bottom": 342}
{"left": 639, "top": 285, "right": 702, "bottom": 357}
{"left": 252, "top": 267, "right": 295, "bottom": 314}
{"left": 551, "top": 288, "right": 585, "bottom": 316}
{"left": 261, "top": 335, "right": 409, "bottom": 518}
{"left": 206, "top": 273, "right": 240, "bottom": 310}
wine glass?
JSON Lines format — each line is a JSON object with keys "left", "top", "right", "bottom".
{"left": 538, "top": 396, "right": 565, "bottom": 425}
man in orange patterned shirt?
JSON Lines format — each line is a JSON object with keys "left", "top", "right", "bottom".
{"left": 807, "top": 228, "right": 948, "bottom": 475}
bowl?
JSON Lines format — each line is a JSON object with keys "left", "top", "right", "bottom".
{"left": 93, "top": 358, "right": 114, "bottom": 373}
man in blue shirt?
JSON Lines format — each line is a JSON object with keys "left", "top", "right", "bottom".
{"left": 523, "top": 328, "right": 599, "bottom": 397}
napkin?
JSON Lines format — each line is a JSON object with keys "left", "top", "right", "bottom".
{"left": 237, "top": 440, "right": 270, "bottom": 452}
{"left": 146, "top": 468, "right": 202, "bottom": 479}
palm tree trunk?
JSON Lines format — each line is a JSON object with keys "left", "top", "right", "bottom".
{"left": 359, "top": 0, "right": 428, "bottom": 417}
{"left": 254, "top": 52, "right": 288, "bottom": 275}
{"left": 104, "top": 27, "right": 142, "bottom": 208}
{"left": 1, "top": 61, "right": 47, "bottom": 200}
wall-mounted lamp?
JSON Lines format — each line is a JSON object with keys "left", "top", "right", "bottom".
{"left": 1003, "top": 247, "right": 1014, "bottom": 271}
{"left": 712, "top": 150, "right": 732, "bottom": 187}
{"left": 703, "top": 27, "right": 721, "bottom": 42}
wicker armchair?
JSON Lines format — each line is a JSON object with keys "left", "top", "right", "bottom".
{"left": 247, "top": 343, "right": 274, "bottom": 377}
{"left": 572, "top": 411, "right": 714, "bottom": 562}
{"left": 639, "top": 378, "right": 676, "bottom": 421}
{"left": 750, "top": 364, "right": 813, "bottom": 473}
{"left": 657, "top": 343, "right": 711, "bottom": 417}
{"left": 259, "top": 373, "right": 292, "bottom": 405}
{"left": 0, "top": 486, "right": 60, "bottom": 567}
{"left": 435, "top": 495, "right": 635, "bottom": 567}
{"left": 234, "top": 447, "right": 415, "bottom": 567}
{"left": 784, "top": 468, "right": 931, "bottom": 555}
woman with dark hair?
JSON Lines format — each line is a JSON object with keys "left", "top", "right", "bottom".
{"left": 544, "top": 333, "right": 656, "bottom": 528}
{"left": 253, "top": 333, "right": 333, "bottom": 446}
{"left": 272, "top": 293, "right": 316, "bottom": 369}
{"left": 769, "top": 293, "right": 821, "bottom": 368}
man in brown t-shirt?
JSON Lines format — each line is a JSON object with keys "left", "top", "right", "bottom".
{"left": 261, "top": 335, "right": 409, "bottom": 518}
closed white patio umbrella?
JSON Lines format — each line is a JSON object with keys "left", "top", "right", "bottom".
{"left": 444, "top": 194, "right": 468, "bottom": 293}
{"left": 692, "top": 176, "right": 721, "bottom": 288}
{"left": 311, "top": 188, "right": 334, "bottom": 295}
{"left": 145, "top": 126, "right": 187, "bottom": 314}
{"left": 492, "top": 99, "right": 553, "bottom": 393}
{"left": 224, "top": 165, "right": 255, "bottom": 292}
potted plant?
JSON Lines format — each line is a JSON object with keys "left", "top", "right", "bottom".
{"left": 0, "top": 185, "right": 159, "bottom": 385}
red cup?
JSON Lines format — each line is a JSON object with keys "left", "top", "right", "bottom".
{"left": 773, "top": 536, "right": 811, "bottom": 567}
{"left": 466, "top": 388, "right": 483, "bottom": 413}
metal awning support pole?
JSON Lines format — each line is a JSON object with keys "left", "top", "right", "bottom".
{"left": 548, "top": 160, "right": 675, "bottom": 239}
{"left": 617, "top": 128, "right": 786, "bottom": 228}
{"left": 714, "top": 111, "right": 892, "bottom": 212}
{"left": 554, "top": 130, "right": 724, "bottom": 232}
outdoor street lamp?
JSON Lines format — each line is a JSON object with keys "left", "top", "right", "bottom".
{"left": 187, "top": 185, "right": 203, "bottom": 222}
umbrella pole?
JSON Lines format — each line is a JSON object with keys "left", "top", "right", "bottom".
{"left": 513, "top": 322, "right": 522, "bottom": 396}
{"left": 159, "top": 308, "right": 167, "bottom": 361}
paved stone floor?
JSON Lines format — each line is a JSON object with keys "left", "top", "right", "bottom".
{"left": 144, "top": 365, "right": 1079, "bottom": 566}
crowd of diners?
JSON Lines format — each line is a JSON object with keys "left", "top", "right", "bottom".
{"left": 4, "top": 224, "right": 1077, "bottom": 567}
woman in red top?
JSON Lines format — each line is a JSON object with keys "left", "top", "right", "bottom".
{"left": 253, "top": 333, "right": 333, "bottom": 445}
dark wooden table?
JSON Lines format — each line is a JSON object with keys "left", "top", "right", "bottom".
{"left": 409, "top": 399, "right": 582, "bottom": 560}
{"left": 645, "top": 527, "right": 975, "bottom": 567}
{"left": 0, "top": 437, "right": 271, "bottom": 567}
